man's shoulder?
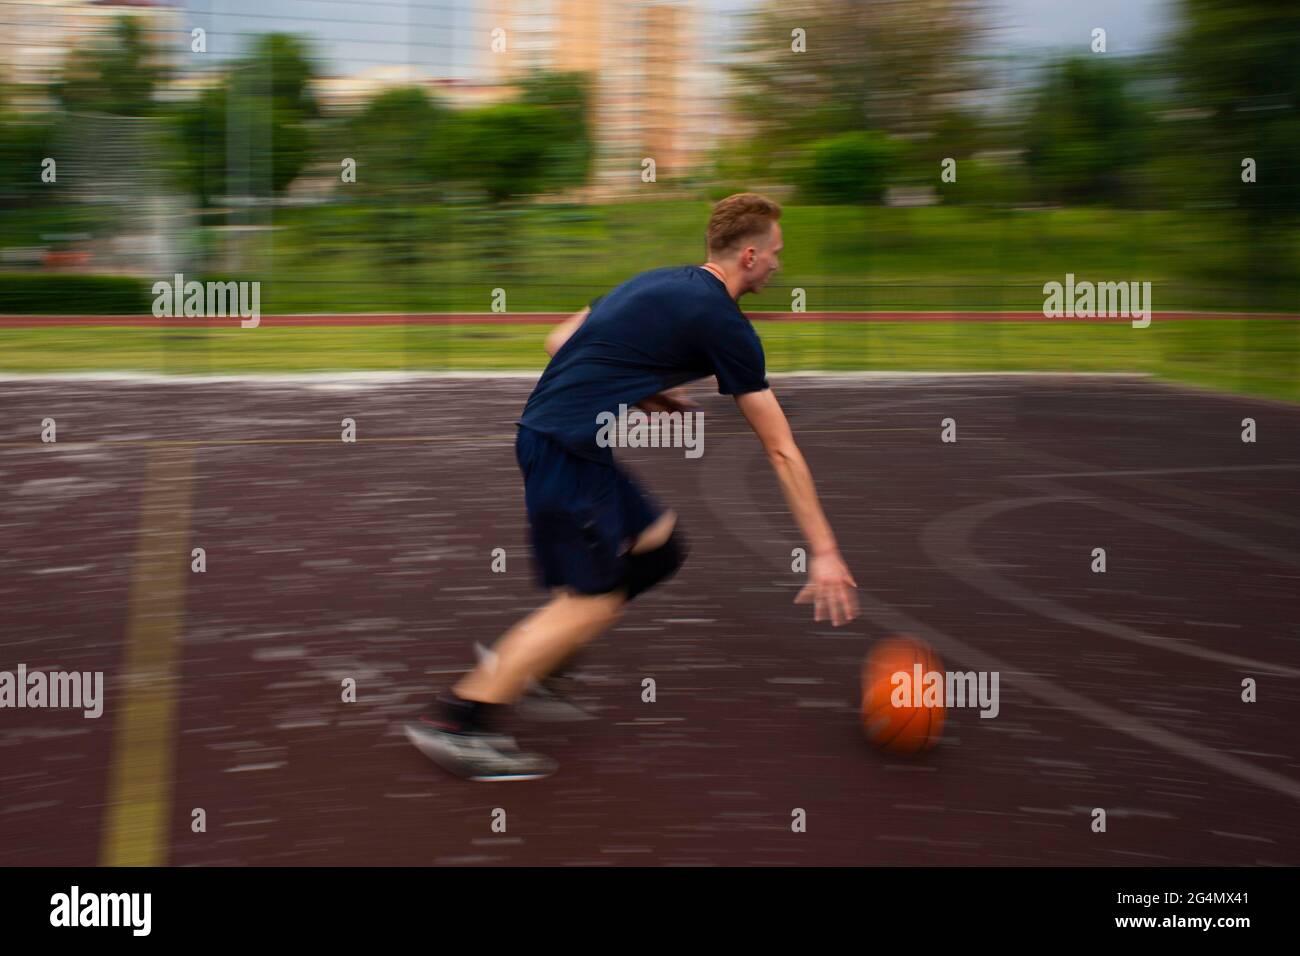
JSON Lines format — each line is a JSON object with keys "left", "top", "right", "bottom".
{"left": 592, "top": 266, "right": 680, "bottom": 307}
{"left": 604, "top": 266, "right": 744, "bottom": 325}
{"left": 618, "top": 264, "right": 685, "bottom": 284}
{"left": 632, "top": 264, "right": 697, "bottom": 290}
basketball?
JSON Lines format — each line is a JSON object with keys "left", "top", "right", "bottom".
{"left": 861, "top": 635, "right": 946, "bottom": 754}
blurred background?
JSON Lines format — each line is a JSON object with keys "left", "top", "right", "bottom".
{"left": 0, "top": 0, "right": 1297, "bottom": 397}
{"left": 2, "top": 1, "right": 1299, "bottom": 871}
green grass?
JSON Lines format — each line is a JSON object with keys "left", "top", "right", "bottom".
{"left": 4, "top": 202, "right": 1296, "bottom": 402}
{"left": 10, "top": 203, "right": 1292, "bottom": 313}
{"left": 3, "top": 320, "right": 1297, "bottom": 403}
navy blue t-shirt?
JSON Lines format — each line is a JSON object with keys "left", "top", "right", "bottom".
{"left": 518, "top": 265, "right": 770, "bottom": 462}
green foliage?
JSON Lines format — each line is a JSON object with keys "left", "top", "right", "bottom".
{"left": 449, "top": 104, "right": 564, "bottom": 203}
{"left": 513, "top": 71, "right": 594, "bottom": 189}
{"left": 343, "top": 87, "right": 452, "bottom": 199}
{"left": 0, "top": 92, "right": 57, "bottom": 208}
{"left": 793, "top": 131, "right": 902, "bottom": 204}
{"left": 173, "top": 84, "right": 228, "bottom": 207}
{"left": 929, "top": 110, "right": 985, "bottom": 160}
{"left": 940, "top": 158, "right": 1030, "bottom": 206}
{"left": 325, "top": 70, "right": 593, "bottom": 206}
{"left": 729, "top": 0, "right": 985, "bottom": 144}
{"left": 0, "top": 273, "right": 151, "bottom": 314}
{"left": 173, "top": 33, "right": 321, "bottom": 202}
{"left": 54, "top": 17, "right": 163, "bottom": 117}
{"left": 1171, "top": 0, "right": 1300, "bottom": 223}
{"left": 1021, "top": 56, "right": 1152, "bottom": 205}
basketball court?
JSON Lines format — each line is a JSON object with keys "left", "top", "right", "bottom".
{"left": 1, "top": 373, "right": 1296, "bottom": 865}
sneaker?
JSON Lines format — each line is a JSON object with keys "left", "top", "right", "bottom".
{"left": 474, "top": 642, "right": 596, "bottom": 722}
{"left": 403, "top": 717, "right": 558, "bottom": 782}
{"left": 517, "top": 674, "right": 597, "bottom": 722}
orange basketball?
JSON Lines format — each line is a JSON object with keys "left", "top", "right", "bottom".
{"left": 861, "top": 635, "right": 945, "bottom": 754}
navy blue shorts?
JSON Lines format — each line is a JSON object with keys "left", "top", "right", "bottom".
{"left": 515, "top": 425, "right": 664, "bottom": 596}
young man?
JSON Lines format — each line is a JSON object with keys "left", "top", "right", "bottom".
{"left": 405, "top": 192, "right": 859, "bottom": 781}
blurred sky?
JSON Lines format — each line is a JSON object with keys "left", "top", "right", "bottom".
{"left": 988, "top": 0, "right": 1174, "bottom": 52}
{"left": 183, "top": 0, "right": 1177, "bottom": 77}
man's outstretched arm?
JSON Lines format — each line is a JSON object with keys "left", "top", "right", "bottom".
{"left": 735, "top": 388, "right": 858, "bottom": 626}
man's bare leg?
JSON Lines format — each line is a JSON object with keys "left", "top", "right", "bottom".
{"left": 454, "top": 590, "right": 625, "bottom": 704}
{"left": 628, "top": 509, "right": 676, "bottom": 555}
{"left": 455, "top": 510, "right": 677, "bottom": 705}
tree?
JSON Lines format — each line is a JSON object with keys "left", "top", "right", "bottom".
{"left": 175, "top": 33, "right": 322, "bottom": 203}
{"left": 229, "top": 34, "right": 321, "bottom": 198}
{"left": 56, "top": 16, "right": 163, "bottom": 117}
{"left": 449, "top": 103, "right": 558, "bottom": 204}
{"left": 175, "top": 83, "right": 229, "bottom": 207}
{"left": 0, "top": 88, "right": 57, "bottom": 209}
{"left": 345, "top": 87, "right": 452, "bottom": 199}
{"left": 447, "top": 74, "right": 596, "bottom": 204}
{"left": 1169, "top": 1, "right": 1300, "bottom": 227}
{"left": 1021, "top": 56, "right": 1151, "bottom": 205}
{"left": 794, "top": 131, "right": 902, "bottom": 203}
{"left": 438, "top": 87, "right": 595, "bottom": 274}
{"left": 513, "top": 70, "right": 594, "bottom": 191}
{"left": 727, "top": 0, "right": 985, "bottom": 177}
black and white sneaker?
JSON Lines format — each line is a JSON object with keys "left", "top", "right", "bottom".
{"left": 517, "top": 673, "right": 597, "bottom": 722}
{"left": 404, "top": 717, "right": 558, "bottom": 782}
{"left": 474, "top": 642, "right": 596, "bottom": 722}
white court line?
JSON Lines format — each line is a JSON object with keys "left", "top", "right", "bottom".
{"left": 1008, "top": 464, "right": 1300, "bottom": 479}
{"left": 1000, "top": 445, "right": 1300, "bottom": 532}
{"left": 698, "top": 393, "right": 1300, "bottom": 802}
{"left": 853, "top": 594, "right": 1300, "bottom": 802}
{"left": 0, "top": 371, "right": 543, "bottom": 384}
{"left": 920, "top": 494, "right": 1300, "bottom": 677}
{"left": 1012, "top": 476, "right": 1300, "bottom": 570}
{"left": 0, "top": 370, "right": 1154, "bottom": 385}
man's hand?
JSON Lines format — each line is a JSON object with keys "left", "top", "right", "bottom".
{"left": 733, "top": 389, "right": 857, "bottom": 625}
{"left": 794, "top": 550, "right": 859, "bottom": 626}
{"left": 635, "top": 387, "right": 699, "bottom": 415}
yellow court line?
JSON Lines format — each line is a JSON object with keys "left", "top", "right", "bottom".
{"left": 101, "top": 446, "right": 196, "bottom": 867}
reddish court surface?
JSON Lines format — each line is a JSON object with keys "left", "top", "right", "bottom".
{"left": 0, "top": 373, "right": 1297, "bottom": 866}
{"left": 0, "top": 311, "right": 1297, "bottom": 327}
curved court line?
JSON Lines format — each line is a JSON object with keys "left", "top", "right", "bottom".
{"left": 998, "top": 444, "right": 1300, "bottom": 533}
{"left": 847, "top": 592, "right": 1300, "bottom": 803}
{"left": 1025, "top": 467, "right": 1300, "bottom": 533}
{"left": 921, "top": 495, "right": 1300, "bottom": 678}
{"left": 1010, "top": 476, "right": 1300, "bottom": 571}
{"left": 696, "top": 386, "right": 1300, "bottom": 802}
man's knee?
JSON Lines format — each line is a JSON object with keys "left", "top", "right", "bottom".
{"left": 623, "top": 524, "right": 689, "bottom": 600}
